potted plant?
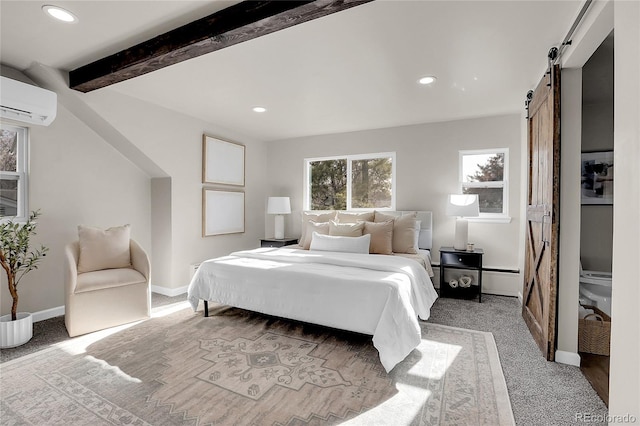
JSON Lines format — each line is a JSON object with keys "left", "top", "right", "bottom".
{"left": 0, "top": 210, "right": 48, "bottom": 348}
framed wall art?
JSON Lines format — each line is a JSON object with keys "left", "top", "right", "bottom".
{"left": 581, "top": 151, "right": 613, "bottom": 205}
{"left": 202, "top": 135, "right": 245, "bottom": 186}
{"left": 202, "top": 189, "right": 245, "bottom": 236}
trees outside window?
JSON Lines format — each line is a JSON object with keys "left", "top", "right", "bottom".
{"left": 0, "top": 125, "right": 28, "bottom": 221}
{"left": 306, "top": 153, "right": 395, "bottom": 211}
{"left": 460, "top": 149, "right": 508, "bottom": 216}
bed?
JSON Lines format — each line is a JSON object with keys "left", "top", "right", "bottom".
{"left": 188, "top": 211, "right": 438, "bottom": 372}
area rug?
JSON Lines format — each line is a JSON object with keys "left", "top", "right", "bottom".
{"left": 0, "top": 303, "right": 514, "bottom": 425}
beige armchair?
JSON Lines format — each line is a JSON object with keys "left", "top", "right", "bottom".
{"left": 64, "top": 239, "right": 151, "bottom": 337}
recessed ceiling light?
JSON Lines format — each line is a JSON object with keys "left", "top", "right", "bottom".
{"left": 418, "top": 76, "right": 437, "bottom": 85}
{"left": 42, "top": 5, "right": 78, "bottom": 23}
{"left": 252, "top": 106, "right": 267, "bottom": 113}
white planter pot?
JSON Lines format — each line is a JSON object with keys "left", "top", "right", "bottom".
{"left": 0, "top": 312, "right": 33, "bottom": 348}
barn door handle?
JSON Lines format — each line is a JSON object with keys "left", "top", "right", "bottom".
{"left": 541, "top": 211, "right": 551, "bottom": 245}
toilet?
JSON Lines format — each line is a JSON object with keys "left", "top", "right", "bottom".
{"left": 579, "top": 263, "right": 612, "bottom": 317}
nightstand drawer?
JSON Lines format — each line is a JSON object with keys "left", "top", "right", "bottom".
{"left": 441, "top": 252, "right": 482, "bottom": 268}
{"left": 261, "top": 238, "right": 298, "bottom": 248}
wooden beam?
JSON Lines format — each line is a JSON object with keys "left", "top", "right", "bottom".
{"left": 69, "top": 0, "right": 373, "bottom": 92}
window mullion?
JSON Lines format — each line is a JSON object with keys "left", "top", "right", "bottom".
{"left": 462, "top": 181, "right": 505, "bottom": 189}
{"left": 346, "top": 158, "right": 352, "bottom": 211}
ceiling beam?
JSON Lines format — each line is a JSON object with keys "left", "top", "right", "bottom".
{"left": 69, "top": 0, "right": 373, "bottom": 92}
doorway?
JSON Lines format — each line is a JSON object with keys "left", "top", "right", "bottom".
{"left": 578, "top": 31, "right": 614, "bottom": 406}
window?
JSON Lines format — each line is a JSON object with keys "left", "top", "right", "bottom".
{"left": 305, "top": 152, "right": 395, "bottom": 211}
{"left": 459, "top": 149, "right": 508, "bottom": 218}
{"left": 0, "top": 124, "right": 28, "bottom": 221}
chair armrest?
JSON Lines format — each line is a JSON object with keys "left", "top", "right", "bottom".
{"left": 130, "top": 239, "right": 150, "bottom": 282}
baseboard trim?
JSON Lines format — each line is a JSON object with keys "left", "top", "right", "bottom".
{"left": 555, "top": 350, "right": 581, "bottom": 367}
{"left": 151, "top": 285, "right": 188, "bottom": 297}
{"left": 32, "top": 306, "right": 65, "bottom": 322}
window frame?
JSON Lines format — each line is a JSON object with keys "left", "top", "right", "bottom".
{"left": 304, "top": 152, "right": 396, "bottom": 211}
{"left": 458, "top": 148, "right": 510, "bottom": 222}
{"left": 0, "top": 123, "right": 29, "bottom": 222}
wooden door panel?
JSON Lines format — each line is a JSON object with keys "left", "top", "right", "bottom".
{"left": 523, "top": 65, "right": 560, "bottom": 360}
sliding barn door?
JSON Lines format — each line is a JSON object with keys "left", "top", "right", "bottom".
{"left": 523, "top": 64, "right": 561, "bottom": 360}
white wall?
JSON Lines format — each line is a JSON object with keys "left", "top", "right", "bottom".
{"left": 84, "top": 90, "right": 268, "bottom": 290}
{"left": 0, "top": 75, "right": 152, "bottom": 316}
{"left": 266, "top": 114, "right": 522, "bottom": 296}
{"left": 609, "top": 0, "right": 640, "bottom": 420}
{"left": 557, "top": 68, "right": 583, "bottom": 357}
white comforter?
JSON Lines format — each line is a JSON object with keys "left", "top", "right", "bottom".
{"left": 187, "top": 247, "right": 438, "bottom": 372}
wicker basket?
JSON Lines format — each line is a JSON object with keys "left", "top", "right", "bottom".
{"left": 578, "top": 304, "right": 611, "bottom": 356}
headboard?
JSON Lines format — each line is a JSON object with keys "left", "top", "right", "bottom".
{"left": 300, "top": 210, "right": 433, "bottom": 250}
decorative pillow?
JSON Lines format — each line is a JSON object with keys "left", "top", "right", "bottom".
{"left": 375, "top": 212, "right": 419, "bottom": 254}
{"left": 301, "top": 211, "right": 335, "bottom": 247}
{"left": 363, "top": 221, "right": 393, "bottom": 255}
{"left": 329, "top": 220, "right": 364, "bottom": 237}
{"left": 77, "top": 224, "right": 132, "bottom": 273}
{"left": 335, "top": 211, "right": 374, "bottom": 223}
{"left": 374, "top": 211, "right": 400, "bottom": 222}
{"left": 302, "top": 221, "right": 330, "bottom": 249}
{"left": 309, "top": 232, "right": 371, "bottom": 254}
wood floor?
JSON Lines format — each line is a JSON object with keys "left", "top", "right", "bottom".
{"left": 580, "top": 352, "right": 610, "bottom": 406}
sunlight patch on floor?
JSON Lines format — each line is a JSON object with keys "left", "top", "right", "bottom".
{"left": 342, "top": 383, "right": 432, "bottom": 425}
{"left": 55, "top": 321, "right": 143, "bottom": 356}
{"left": 84, "top": 355, "right": 142, "bottom": 383}
{"left": 55, "top": 301, "right": 192, "bottom": 357}
{"left": 408, "top": 339, "right": 462, "bottom": 380}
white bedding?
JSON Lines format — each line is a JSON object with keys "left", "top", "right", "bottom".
{"left": 187, "top": 247, "right": 438, "bottom": 372}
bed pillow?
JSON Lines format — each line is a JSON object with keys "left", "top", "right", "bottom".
{"left": 374, "top": 212, "right": 419, "bottom": 254}
{"left": 302, "top": 220, "right": 330, "bottom": 250}
{"left": 301, "top": 211, "right": 335, "bottom": 247}
{"left": 309, "top": 232, "right": 371, "bottom": 254}
{"left": 329, "top": 220, "right": 364, "bottom": 237}
{"left": 77, "top": 224, "right": 132, "bottom": 273}
{"left": 335, "top": 211, "right": 374, "bottom": 223}
{"left": 363, "top": 220, "right": 394, "bottom": 255}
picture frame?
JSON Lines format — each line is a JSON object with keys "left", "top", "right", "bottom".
{"left": 581, "top": 151, "right": 613, "bottom": 205}
{"left": 202, "top": 189, "right": 245, "bottom": 236}
{"left": 202, "top": 134, "right": 245, "bottom": 186}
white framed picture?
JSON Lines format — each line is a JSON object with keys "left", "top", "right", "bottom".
{"left": 581, "top": 151, "right": 613, "bottom": 205}
{"left": 202, "top": 189, "right": 245, "bottom": 236}
{"left": 202, "top": 134, "right": 245, "bottom": 186}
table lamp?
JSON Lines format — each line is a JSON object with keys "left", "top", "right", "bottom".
{"left": 267, "top": 197, "right": 291, "bottom": 239}
{"left": 446, "top": 194, "right": 479, "bottom": 250}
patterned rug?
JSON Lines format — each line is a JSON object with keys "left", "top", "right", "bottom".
{"left": 0, "top": 303, "right": 514, "bottom": 425}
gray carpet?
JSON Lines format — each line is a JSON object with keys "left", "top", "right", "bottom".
{"left": 0, "top": 293, "right": 607, "bottom": 425}
{"left": 428, "top": 295, "right": 608, "bottom": 426}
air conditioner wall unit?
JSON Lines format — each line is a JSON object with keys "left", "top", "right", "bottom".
{"left": 0, "top": 76, "right": 57, "bottom": 126}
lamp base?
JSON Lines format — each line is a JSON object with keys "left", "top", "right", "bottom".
{"left": 453, "top": 218, "right": 468, "bottom": 250}
{"left": 274, "top": 215, "right": 284, "bottom": 239}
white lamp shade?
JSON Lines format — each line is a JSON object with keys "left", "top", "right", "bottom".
{"left": 446, "top": 194, "right": 480, "bottom": 217}
{"left": 267, "top": 197, "right": 291, "bottom": 215}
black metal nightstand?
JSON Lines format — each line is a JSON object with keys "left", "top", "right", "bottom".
{"left": 260, "top": 238, "right": 298, "bottom": 248}
{"left": 439, "top": 247, "right": 484, "bottom": 302}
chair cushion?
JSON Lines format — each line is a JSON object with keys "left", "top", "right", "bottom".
{"left": 75, "top": 268, "right": 146, "bottom": 293}
{"left": 77, "top": 224, "right": 131, "bottom": 273}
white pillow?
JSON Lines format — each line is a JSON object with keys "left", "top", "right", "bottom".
{"left": 309, "top": 232, "right": 371, "bottom": 254}
{"left": 78, "top": 224, "right": 132, "bottom": 273}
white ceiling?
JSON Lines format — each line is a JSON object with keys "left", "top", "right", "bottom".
{"left": 1, "top": 1, "right": 581, "bottom": 142}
